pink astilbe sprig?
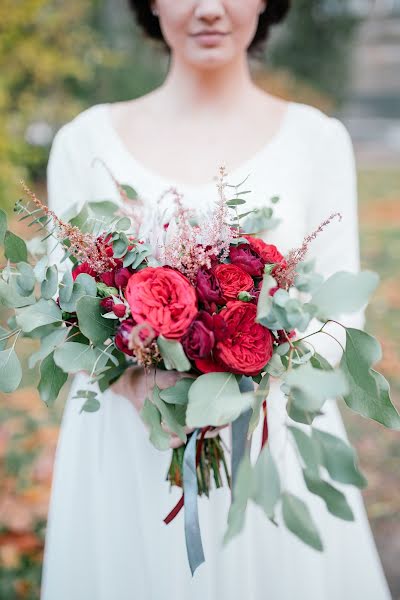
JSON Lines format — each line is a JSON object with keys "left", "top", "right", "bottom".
{"left": 20, "top": 180, "right": 117, "bottom": 274}
{"left": 162, "top": 166, "right": 237, "bottom": 281}
{"left": 273, "top": 212, "right": 342, "bottom": 289}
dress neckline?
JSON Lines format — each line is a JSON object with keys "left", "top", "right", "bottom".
{"left": 100, "top": 100, "right": 295, "bottom": 193}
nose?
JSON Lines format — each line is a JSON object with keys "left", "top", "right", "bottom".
{"left": 194, "top": 0, "right": 225, "bottom": 22}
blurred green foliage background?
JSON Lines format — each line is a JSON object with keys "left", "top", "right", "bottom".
{"left": 0, "top": 1, "right": 399, "bottom": 598}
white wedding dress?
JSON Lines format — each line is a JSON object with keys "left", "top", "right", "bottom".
{"left": 40, "top": 101, "right": 392, "bottom": 600}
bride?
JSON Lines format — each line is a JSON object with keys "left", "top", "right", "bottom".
{"left": 40, "top": 1, "right": 392, "bottom": 599}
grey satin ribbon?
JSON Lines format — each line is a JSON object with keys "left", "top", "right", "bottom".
{"left": 183, "top": 428, "right": 204, "bottom": 576}
{"left": 231, "top": 376, "right": 253, "bottom": 499}
{"left": 183, "top": 376, "right": 253, "bottom": 575}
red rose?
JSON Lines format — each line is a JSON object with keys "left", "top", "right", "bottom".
{"left": 229, "top": 244, "right": 264, "bottom": 277}
{"left": 125, "top": 267, "right": 198, "bottom": 340}
{"left": 194, "top": 356, "right": 228, "bottom": 373}
{"left": 72, "top": 262, "right": 97, "bottom": 280}
{"left": 182, "top": 312, "right": 215, "bottom": 360}
{"left": 213, "top": 263, "right": 254, "bottom": 302}
{"left": 215, "top": 301, "right": 273, "bottom": 376}
{"left": 244, "top": 235, "right": 286, "bottom": 268}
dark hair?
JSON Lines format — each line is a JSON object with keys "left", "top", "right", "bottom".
{"left": 128, "top": 1, "right": 291, "bottom": 56}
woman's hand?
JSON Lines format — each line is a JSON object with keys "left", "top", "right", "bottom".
{"left": 110, "top": 365, "right": 227, "bottom": 448}
{"left": 165, "top": 423, "right": 228, "bottom": 449}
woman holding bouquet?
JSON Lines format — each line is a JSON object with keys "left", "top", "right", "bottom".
{"left": 40, "top": 1, "right": 391, "bottom": 599}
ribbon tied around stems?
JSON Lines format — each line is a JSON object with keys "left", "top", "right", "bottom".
{"left": 164, "top": 375, "right": 262, "bottom": 575}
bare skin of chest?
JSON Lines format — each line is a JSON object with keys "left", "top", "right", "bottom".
{"left": 109, "top": 90, "right": 289, "bottom": 185}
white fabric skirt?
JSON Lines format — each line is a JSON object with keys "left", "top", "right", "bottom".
{"left": 40, "top": 372, "right": 391, "bottom": 600}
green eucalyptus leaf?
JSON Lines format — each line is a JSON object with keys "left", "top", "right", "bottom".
{"left": 16, "top": 299, "right": 62, "bottom": 332}
{"left": 284, "top": 363, "right": 348, "bottom": 412}
{"left": 159, "top": 377, "right": 194, "bottom": 405}
{"left": 41, "top": 265, "right": 59, "bottom": 300}
{"left": 223, "top": 453, "right": 253, "bottom": 545}
{"left": 140, "top": 397, "right": 171, "bottom": 450}
{"left": 252, "top": 446, "right": 280, "bottom": 518}
{"left": 76, "top": 295, "right": 116, "bottom": 346}
{"left": 121, "top": 184, "right": 138, "bottom": 200}
{"left": 288, "top": 426, "right": 320, "bottom": 475}
{"left": 187, "top": 372, "right": 254, "bottom": 427}
{"left": 0, "top": 348, "right": 22, "bottom": 392}
{"left": 0, "top": 278, "right": 36, "bottom": 308}
{"left": 152, "top": 385, "right": 186, "bottom": 443}
{"left": 4, "top": 231, "right": 28, "bottom": 263}
{"left": 281, "top": 492, "right": 323, "bottom": 551}
{"left": 15, "top": 262, "right": 36, "bottom": 296}
{"left": 115, "top": 217, "right": 131, "bottom": 231}
{"left": 340, "top": 328, "right": 400, "bottom": 429}
{"left": 303, "top": 470, "right": 354, "bottom": 521}
{"left": 0, "top": 326, "right": 8, "bottom": 351}
{"left": 264, "top": 352, "right": 285, "bottom": 377}
{"left": 59, "top": 272, "right": 97, "bottom": 313}
{"left": 310, "top": 352, "right": 333, "bottom": 371}
{"left": 28, "top": 327, "right": 69, "bottom": 368}
{"left": 256, "top": 274, "right": 276, "bottom": 323}
{"left": 38, "top": 352, "right": 68, "bottom": 405}
{"left": 157, "top": 336, "right": 191, "bottom": 372}
{"left": 311, "top": 271, "right": 379, "bottom": 320}
{"left": 112, "top": 233, "right": 129, "bottom": 258}
{"left": 78, "top": 393, "right": 101, "bottom": 413}
{"left": 53, "top": 342, "right": 109, "bottom": 375}
{"left": 87, "top": 200, "right": 120, "bottom": 219}
{"left": 312, "top": 428, "right": 367, "bottom": 488}
{"left": 248, "top": 374, "right": 270, "bottom": 437}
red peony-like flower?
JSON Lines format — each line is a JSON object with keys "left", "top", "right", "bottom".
{"left": 72, "top": 262, "right": 97, "bottom": 280}
{"left": 243, "top": 235, "right": 286, "bottom": 268}
{"left": 213, "top": 263, "right": 254, "bottom": 302}
{"left": 214, "top": 301, "right": 273, "bottom": 376}
{"left": 229, "top": 244, "right": 264, "bottom": 277}
{"left": 125, "top": 267, "right": 198, "bottom": 340}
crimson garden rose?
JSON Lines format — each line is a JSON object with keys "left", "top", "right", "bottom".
{"left": 243, "top": 235, "right": 286, "bottom": 268}
{"left": 213, "top": 263, "right": 254, "bottom": 302}
{"left": 182, "top": 312, "right": 215, "bottom": 360}
{"left": 125, "top": 267, "right": 198, "bottom": 340}
{"left": 215, "top": 301, "right": 273, "bottom": 375}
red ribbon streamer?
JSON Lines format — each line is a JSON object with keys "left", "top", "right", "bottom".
{"left": 261, "top": 399, "right": 268, "bottom": 450}
{"left": 164, "top": 426, "right": 211, "bottom": 525}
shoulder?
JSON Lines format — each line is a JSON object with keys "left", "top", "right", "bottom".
{"left": 47, "top": 103, "right": 109, "bottom": 179}
{"left": 50, "top": 103, "right": 108, "bottom": 154}
{"left": 288, "top": 101, "right": 353, "bottom": 151}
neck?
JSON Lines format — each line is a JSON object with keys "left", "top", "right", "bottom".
{"left": 158, "top": 52, "right": 259, "bottom": 118}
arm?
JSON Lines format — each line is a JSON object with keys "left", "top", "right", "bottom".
{"left": 300, "top": 115, "right": 364, "bottom": 366}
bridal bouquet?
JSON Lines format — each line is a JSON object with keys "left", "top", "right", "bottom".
{"left": 0, "top": 166, "right": 399, "bottom": 574}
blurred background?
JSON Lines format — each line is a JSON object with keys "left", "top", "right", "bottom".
{"left": 0, "top": 0, "right": 399, "bottom": 598}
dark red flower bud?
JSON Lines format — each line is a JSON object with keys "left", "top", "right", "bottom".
{"left": 182, "top": 316, "right": 215, "bottom": 360}
{"left": 115, "top": 318, "right": 135, "bottom": 356}
{"left": 114, "top": 267, "right": 131, "bottom": 289}
{"left": 112, "top": 303, "right": 127, "bottom": 318}
{"left": 196, "top": 268, "right": 224, "bottom": 311}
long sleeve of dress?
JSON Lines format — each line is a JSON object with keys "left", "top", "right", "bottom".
{"left": 46, "top": 122, "right": 91, "bottom": 272}
{"left": 300, "top": 115, "right": 364, "bottom": 366}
